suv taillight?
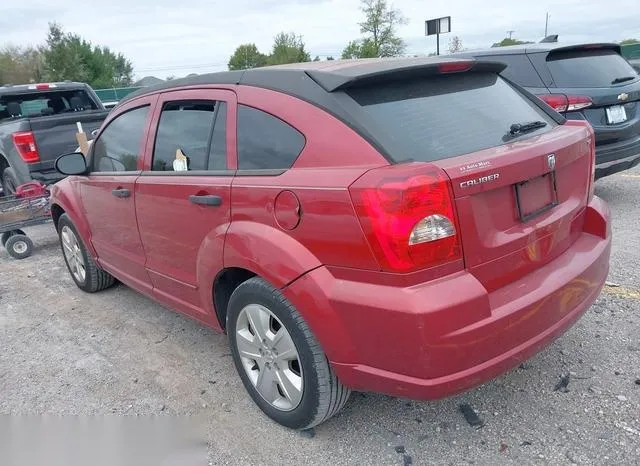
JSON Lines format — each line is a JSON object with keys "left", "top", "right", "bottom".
{"left": 539, "top": 94, "right": 593, "bottom": 113}
{"left": 12, "top": 131, "right": 40, "bottom": 163}
{"left": 349, "top": 163, "right": 461, "bottom": 273}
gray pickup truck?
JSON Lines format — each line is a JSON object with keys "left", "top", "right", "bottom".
{"left": 0, "top": 82, "right": 109, "bottom": 195}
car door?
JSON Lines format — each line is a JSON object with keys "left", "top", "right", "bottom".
{"left": 79, "top": 95, "right": 157, "bottom": 294}
{"left": 135, "top": 89, "right": 236, "bottom": 322}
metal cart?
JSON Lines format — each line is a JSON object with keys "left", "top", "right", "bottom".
{"left": 0, "top": 182, "right": 52, "bottom": 259}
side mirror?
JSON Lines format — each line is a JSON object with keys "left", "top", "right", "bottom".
{"left": 55, "top": 152, "right": 87, "bottom": 176}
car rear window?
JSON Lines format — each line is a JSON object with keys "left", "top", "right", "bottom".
{"left": 546, "top": 49, "right": 638, "bottom": 88}
{"left": 347, "top": 73, "right": 555, "bottom": 163}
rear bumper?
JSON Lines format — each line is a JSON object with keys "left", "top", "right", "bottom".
{"left": 594, "top": 136, "right": 640, "bottom": 179}
{"left": 284, "top": 197, "right": 611, "bottom": 400}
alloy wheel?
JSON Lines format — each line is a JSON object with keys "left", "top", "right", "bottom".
{"left": 235, "top": 304, "right": 303, "bottom": 411}
{"left": 61, "top": 226, "right": 86, "bottom": 283}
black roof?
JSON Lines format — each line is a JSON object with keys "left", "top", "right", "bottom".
{"left": 118, "top": 56, "right": 509, "bottom": 165}
{"left": 452, "top": 42, "right": 621, "bottom": 57}
{"left": 119, "top": 56, "right": 505, "bottom": 104}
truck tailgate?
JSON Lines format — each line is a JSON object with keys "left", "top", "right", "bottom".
{"left": 29, "top": 111, "right": 108, "bottom": 171}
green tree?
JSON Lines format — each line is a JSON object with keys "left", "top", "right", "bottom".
{"left": 0, "top": 45, "right": 44, "bottom": 84}
{"left": 342, "top": 0, "right": 408, "bottom": 59}
{"left": 491, "top": 37, "right": 533, "bottom": 47}
{"left": 42, "top": 23, "right": 133, "bottom": 87}
{"left": 228, "top": 43, "right": 267, "bottom": 70}
{"left": 326, "top": 56, "right": 335, "bottom": 61}
{"left": 313, "top": 55, "right": 321, "bottom": 62}
{"left": 266, "top": 32, "right": 311, "bottom": 65}
{"left": 341, "top": 39, "right": 377, "bottom": 59}
{"left": 620, "top": 38, "right": 639, "bottom": 45}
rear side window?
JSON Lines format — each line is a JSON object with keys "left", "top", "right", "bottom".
{"left": 347, "top": 73, "right": 555, "bottom": 163}
{"left": 484, "top": 54, "right": 545, "bottom": 87}
{"left": 92, "top": 105, "right": 149, "bottom": 172}
{"left": 237, "top": 105, "right": 305, "bottom": 170}
{"left": 152, "top": 100, "right": 227, "bottom": 171}
{"left": 546, "top": 49, "right": 638, "bottom": 88}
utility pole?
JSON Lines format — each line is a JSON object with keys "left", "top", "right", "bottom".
{"left": 507, "top": 30, "right": 515, "bottom": 40}
{"left": 544, "top": 12, "right": 550, "bottom": 37}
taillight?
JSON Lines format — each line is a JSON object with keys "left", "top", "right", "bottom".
{"left": 12, "top": 131, "right": 40, "bottom": 163}
{"left": 539, "top": 94, "right": 593, "bottom": 113}
{"left": 349, "top": 163, "right": 461, "bottom": 272}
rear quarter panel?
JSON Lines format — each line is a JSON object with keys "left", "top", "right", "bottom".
{"left": 224, "top": 86, "right": 389, "bottom": 286}
{"left": 0, "top": 119, "right": 33, "bottom": 183}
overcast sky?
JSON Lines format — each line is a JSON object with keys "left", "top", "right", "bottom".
{"left": 3, "top": 0, "right": 640, "bottom": 80}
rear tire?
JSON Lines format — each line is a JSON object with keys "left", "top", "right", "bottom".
{"left": 5, "top": 234, "right": 33, "bottom": 259}
{"left": 58, "top": 214, "right": 115, "bottom": 292}
{"left": 1, "top": 167, "right": 20, "bottom": 196}
{"left": 227, "top": 277, "right": 351, "bottom": 430}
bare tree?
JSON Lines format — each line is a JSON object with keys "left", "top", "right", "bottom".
{"left": 448, "top": 36, "right": 464, "bottom": 54}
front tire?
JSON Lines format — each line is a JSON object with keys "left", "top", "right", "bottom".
{"left": 58, "top": 214, "right": 115, "bottom": 293}
{"left": 227, "top": 277, "right": 350, "bottom": 429}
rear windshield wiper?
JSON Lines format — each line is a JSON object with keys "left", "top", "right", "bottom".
{"left": 508, "top": 120, "right": 547, "bottom": 136}
{"left": 611, "top": 76, "right": 636, "bottom": 84}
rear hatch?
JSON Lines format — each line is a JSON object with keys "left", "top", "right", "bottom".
{"left": 540, "top": 46, "right": 640, "bottom": 158}
{"left": 345, "top": 66, "right": 593, "bottom": 289}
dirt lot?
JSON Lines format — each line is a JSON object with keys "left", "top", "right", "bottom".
{"left": 1, "top": 166, "right": 639, "bottom": 465}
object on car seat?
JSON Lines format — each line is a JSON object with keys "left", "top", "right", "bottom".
{"left": 70, "top": 96, "right": 85, "bottom": 112}
{"left": 6, "top": 102, "right": 22, "bottom": 117}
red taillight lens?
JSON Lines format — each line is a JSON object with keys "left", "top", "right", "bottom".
{"left": 12, "top": 131, "right": 40, "bottom": 163}
{"left": 438, "top": 61, "right": 473, "bottom": 73}
{"left": 539, "top": 94, "right": 592, "bottom": 113}
{"left": 349, "top": 163, "right": 461, "bottom": 272}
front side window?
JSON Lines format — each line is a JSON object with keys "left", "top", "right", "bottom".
{"left": 92, "top": 105, "right": 150, "bottom": 172}
{"left": 152, "top": 100, "right": 227, "bottom": 172}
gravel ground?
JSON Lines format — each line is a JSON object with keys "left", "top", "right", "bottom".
{"left": 1, "top": 166, "right": 639, "bottom": 465}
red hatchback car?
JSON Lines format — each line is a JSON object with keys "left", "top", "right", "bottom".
{"left": 51, "top": 57, "right": 611, "bottom": 429}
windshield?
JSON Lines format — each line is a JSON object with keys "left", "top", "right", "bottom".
{"left": 546, "top": 49, "right": 639, "bottom": 88}
{"left": 0, "top": 89, "right": 98, "bottom": 122}
{"left": 347, "top": 73, "right": 556, "bottom": 163}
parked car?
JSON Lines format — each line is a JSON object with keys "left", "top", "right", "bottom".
{"left": 50, "top": 57, "right": 611, "bottom": 429}
{"left": 0, "top": 82, "right": 109, "bottom": 195}
{"left": 454, "top": 42, "right": 640, "bottom": 179}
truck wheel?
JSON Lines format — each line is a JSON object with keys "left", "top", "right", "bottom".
{"left": 1, "top": 168, "right": 20, "bottom": 196}
{"left": 5, "top": 234, "right": 34, "bottom": 259}
{"left": 58, "top": 214, "right": 115, "bottom": 292}
{"left": 227, "top": 277, "right": 351, "bottom": 430}
{"left": 1, "top": 229, "right": 26, "bottom": 247}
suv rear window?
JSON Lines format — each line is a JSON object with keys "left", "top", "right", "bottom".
{"left": 347, "top": 73, "right": 555, "bottom": 163}
{"left": 546, "top": 49, "right": 638, "bottom": 88}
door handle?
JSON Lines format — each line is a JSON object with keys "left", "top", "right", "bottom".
{"left": 112, "top": 188, "right": 131, "bottom": 198}
{"left": 189, "top": 194, "right": 222, "bottom": 206}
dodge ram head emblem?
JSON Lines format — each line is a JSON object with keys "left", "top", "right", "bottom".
{"left": 618, "top": 93, "right": 629, "bottom": 101}
{"left": 547, "top": 154, "right": 556, "bottom": 170}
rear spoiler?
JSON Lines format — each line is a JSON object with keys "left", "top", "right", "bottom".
{"left": 547, "top": 43, "right": 622, "bottom": 56}
{"left": 305, "top": 59, "right": 507, "bottom": 92}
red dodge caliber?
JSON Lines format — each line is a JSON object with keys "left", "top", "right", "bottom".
{"left": 51, "top": 57, "right": 611, "bottom": 429}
